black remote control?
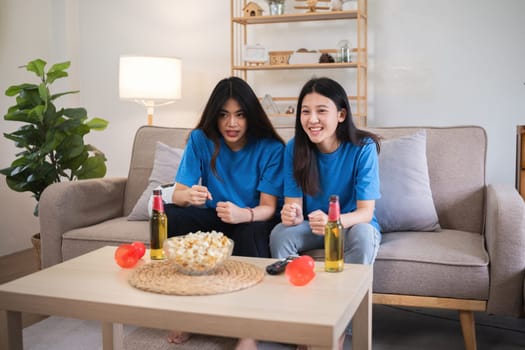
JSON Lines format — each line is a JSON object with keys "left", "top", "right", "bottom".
{"left": 266, "top": 256, "right": 299, "bottom": 275}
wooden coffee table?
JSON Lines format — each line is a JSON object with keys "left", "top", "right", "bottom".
{"left": 0, "top": 246, "right": 372, "bottom": 350}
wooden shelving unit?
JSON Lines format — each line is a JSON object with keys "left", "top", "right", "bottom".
{"left": 516, "top": 125, "right": 525, "bottom": 200}
{"left": 231, "top": 0, "right": 368, "bottom": 127}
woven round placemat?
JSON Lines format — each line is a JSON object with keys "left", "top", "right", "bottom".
{"left": 128, "top": 259, "right": 264, "bottom": 296}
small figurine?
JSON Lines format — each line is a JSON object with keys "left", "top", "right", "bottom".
{"left": 307, "top": 0, "right": 318, "bottom": 12}
{"left": 243, "top": 2, "right": 264, "bottom": 16}
{"left": 285, "top": 106, "right": 295, "bottom": 114}
{"left": 319, "top": 53, "right": 335, "bottom": 63}
{"left": 294, "top": 0, "right": 329, "bottom": 13}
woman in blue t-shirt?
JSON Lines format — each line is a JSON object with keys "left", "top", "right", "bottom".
{"left": 165, "top": 77, "right": 284, "bottom": 259}
{"left": 270, "top": 77, "right": 381, "bottom": 348}
{"left": 165, "top": 77, "right": 284, "bottom": 348}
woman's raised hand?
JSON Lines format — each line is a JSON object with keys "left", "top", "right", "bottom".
{"left": 188, "top": 185, "right": 212, "bottom": 206}
{"left": 307, "top": 210, "right": 328, "bottom": 235}
{"left": 216, "top": 201, "right": 244, "bottom": 224}
{"left": 281, "top": 203, "right": 303, "bottom": 226}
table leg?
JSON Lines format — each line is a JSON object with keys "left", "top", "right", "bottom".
{"left": 0, "top": 310, "right": 23, "bottom": 350}
{"left": 351, "top": 287, "right": 372, "bottom": 350}
{"left": 102, "top": 322, "right": 123, "bottom": 350}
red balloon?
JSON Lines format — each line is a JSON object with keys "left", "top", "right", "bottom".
{"left": 131, "top": 241, "right": 146, "bottom": 259}
{"left": 299, "top": 255, "right": 315, "bottom": 270}
{"left": 115, "top": 244, "right": 139, "bottom": 268}
{"left": 285, "top": 255, "right": 316, "bottom": 286}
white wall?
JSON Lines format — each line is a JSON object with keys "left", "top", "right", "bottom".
{"left": 1, "top": 0, "right": 524, "bottom": 256}
{"left": 0, "top": 0, "right": 54, "bottom": 255}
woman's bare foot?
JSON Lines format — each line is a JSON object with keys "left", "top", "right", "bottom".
{"left": 296, "top": 333, "right": 345, "bottom": 350}
{"left": 235, "top": 338, "right": 258, "bottom": 350}
{"left": 167, "top": 330, "right": 191, "bottom": 344}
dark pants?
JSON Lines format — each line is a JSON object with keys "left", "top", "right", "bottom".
{"left": 164, "top": 205, "right": 279, "bottom": 258}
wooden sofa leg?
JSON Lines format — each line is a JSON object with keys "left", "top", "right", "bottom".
{"left": 458, "top": 310, "right": 477, "bottom": 350}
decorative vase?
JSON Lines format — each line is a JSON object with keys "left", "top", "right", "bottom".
{"left": 269, "top": 1, "right": 285, "bottom": 15}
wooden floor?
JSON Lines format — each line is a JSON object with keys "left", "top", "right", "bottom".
{"left": 0, "top": 248, "right": 48, "bottom": 327}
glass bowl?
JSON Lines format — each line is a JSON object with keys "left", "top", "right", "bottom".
{"left": 163, "top": 231, "right": 233, "bottom": 275}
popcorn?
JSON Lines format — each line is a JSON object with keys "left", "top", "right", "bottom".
{"left": 163, "top": 231, "right": 233, "bottom": 275}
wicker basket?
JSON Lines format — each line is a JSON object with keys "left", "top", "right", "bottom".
{"left": 268, "top": 51, "right": 293, "bottom": 65}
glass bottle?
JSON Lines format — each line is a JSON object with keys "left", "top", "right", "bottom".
{"left": 324, "top": 195, "right": 344, "bottom": 272}
{"left": 337, "top": 40, "right": 351, "bottom": 63}
{"left": 150, "top": 189, "right": 167, "bottom": 260}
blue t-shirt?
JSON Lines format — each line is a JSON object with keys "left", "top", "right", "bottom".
{"left": 283, "top": 137, "right": 381, "bottom": 231}
{"left": 176, "top": 129, "right": 284, "bottom": 209}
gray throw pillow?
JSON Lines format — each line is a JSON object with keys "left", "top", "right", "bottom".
{"left": 127, "top": 142, "right": 183, "bottom": 221}
{"left": 375, "top": 130, "right": 441, "bottom": 232}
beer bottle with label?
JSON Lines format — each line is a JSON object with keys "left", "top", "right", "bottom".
{"left": 325, "top": 195, "right": 344, "bottom": 272}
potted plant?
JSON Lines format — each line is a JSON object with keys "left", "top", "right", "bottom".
{"left": 1, "top": 58, "right": 109, "bottom": 266}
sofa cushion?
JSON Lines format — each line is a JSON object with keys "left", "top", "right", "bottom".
{"left": 368, "top": 126, "right": 486, "bottom": 233}
{"left": 373, "top": 229, "right": 490, "bottom": 299}
{"left": 375, "top": 130, "right": 440, "bottom": 232}
{"left": 62, "top": 217, "right": 149, "bottom": 261}
{"left": 127, "top": 142, "right": 183, "bottom": 221}
{"left": 123, "top": 127, "right": 192, "bottom": 216}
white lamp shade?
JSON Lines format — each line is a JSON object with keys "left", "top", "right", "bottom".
{"left": 119, "top": 56, "right": 182, "bottom": 101}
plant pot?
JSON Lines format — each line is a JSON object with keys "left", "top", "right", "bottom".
{"left": 31, "top": 232, "right": 42, "bottom": 270}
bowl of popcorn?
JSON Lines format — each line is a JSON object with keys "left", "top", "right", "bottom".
{"left": 163, "top": 231, "right": 234, "bottom": 275}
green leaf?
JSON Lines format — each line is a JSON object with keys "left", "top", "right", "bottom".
{"left": 58, "top": 134, "right": 84, "bottom": 160}
{"left": 27, "top": 105, "right": 45, "bottom": 123}
{"left": 50, "top": 90, "right": 79, "bottom": 101}
{"left": 86, "top": 117, "right": 109, "bottom": 131}
{"left": 46, "top": 70, "right": 68, "bottom": 84}
{"left": 47, "top": 61, "right": 70, "bottom": 73}
{"left": 26, "top": 59, "right": 46, "bottom": 78}
{"left": 38, "top": 83, "right": 49, "bottom": 102}
{"left": 16, "top": 87, "right": 43, "bottom": 110}
{"left": 42, "top": 103, "right": 59, "bottom": 126}
{"left": 75, "top": 155, "right": 107, "bottom": 179}
{"left": 4, "top": 110, "right": 40, "bottom": 124}
{"left": 62, "top": 108, "right": 87, "bottom": 119}
{"left": 86, "top": 144, "right": 107, "bottom": 160}
{"left": 64, "top": 150, "right": 88, "bottom": 173}
{"left": 5, "top": 83, "right": 39, "bottom": 97}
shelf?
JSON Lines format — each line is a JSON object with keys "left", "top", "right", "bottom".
{"left": 232, "top": 10, "right": 365, "bottom": 25}
{"left": 231, "top": 0, "right": 368, "bottom": 127}
{"left": 233, "top": 62, "right": 366, "bottom": 70}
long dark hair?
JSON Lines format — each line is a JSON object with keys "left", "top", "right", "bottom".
{"left": 195, "top": 76, "right": 284, "bottom": 175}
{"left": 293, "top": 77, "right": 380, "bottom": 196}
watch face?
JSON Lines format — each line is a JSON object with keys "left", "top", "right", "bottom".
{"left": 243, "top": 44, "right": 268, "bottom": 63}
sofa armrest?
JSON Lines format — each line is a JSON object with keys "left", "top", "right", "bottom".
{"left": 39, "top": 177, "right": 127, "bottom": 268}
{"left": 485, "top": 184, "right": 525, "bottom": 316}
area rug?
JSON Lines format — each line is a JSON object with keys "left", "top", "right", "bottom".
{"left": 124, "top": 327, "right": 294, "bottom": 350}
{"left": 124, "top": 327, "right": 238, "bottom": 350}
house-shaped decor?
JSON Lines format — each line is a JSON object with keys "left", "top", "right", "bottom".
{"left": 243, "top": 2, "right": 264, "bottom": 17}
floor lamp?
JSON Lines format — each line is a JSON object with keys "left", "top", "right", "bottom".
{"left": 119, "top": 56, "right": 182, "bottom": 125}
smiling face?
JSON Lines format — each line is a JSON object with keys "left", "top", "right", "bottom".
{"left": 300, "top": 92, "right": 346, "bottom": 153}
{"left": 217, "top": 98, "right": 248, "bottom": 151}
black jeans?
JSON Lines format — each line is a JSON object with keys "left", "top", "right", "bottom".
{"left": 164, "top": 205, "right": 279, "bottom": 258}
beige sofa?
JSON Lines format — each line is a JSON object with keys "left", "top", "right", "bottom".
{"left": 39, "top": 125, "right": 525, "bottom": 350}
